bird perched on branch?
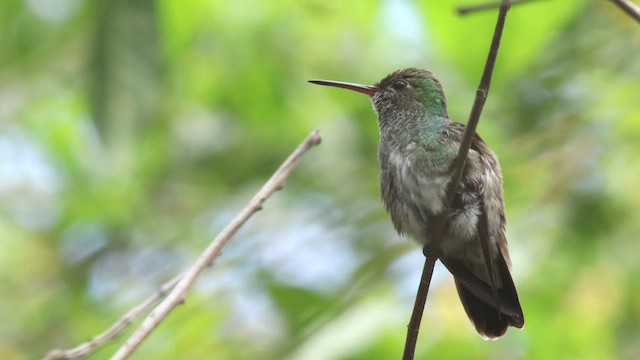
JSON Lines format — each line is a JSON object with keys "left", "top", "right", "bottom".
{"left": 310, "top": 68, "right": 524, "bottom": 339}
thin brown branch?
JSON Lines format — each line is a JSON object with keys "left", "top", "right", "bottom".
{"left": 402, "top": 1, "right": 511, "bottom": 358}
{"left": 610, "top": 0, "right": 640, "bottom": 23}
{"left": 458, "top": 0, "right": 538, "bottom": 15}
{"left": 43, "top": 275, "right": 182, "bottom": 360}
{"left": 111, "top": 130, "right": 322, "bottom": 360}
{"left": 402, "top": 254, "right": 437, "bottom": 360}
{"left": 443, "top": 0, "right": 510, "bottom": 249}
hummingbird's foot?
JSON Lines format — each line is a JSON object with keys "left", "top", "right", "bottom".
{"left": 422, "top": 245, "right": 442, "bottom": 259}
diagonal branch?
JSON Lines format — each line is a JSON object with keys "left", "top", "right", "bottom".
{"left": 610, "top": 0, "right": 640, "bottom": 23}
{"left": 402, "top": 250, "right": 437, "bottom": 360}
{"left": 111, "top": 130, "right": 322, "bottom": 360}
{"left": 446, "top": 1, "right": 510, "bottom": 197}
{"left": 402, "top": 1, "right": 511, "bottom": 359}
{"left": 43, "top": 275, "right": 182, "bottom": 360}
{"left": 43, "top": 130, "right": 321, "bottom": 360}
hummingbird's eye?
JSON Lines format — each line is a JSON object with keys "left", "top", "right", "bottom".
{"left": 392, "top": 79, "right": 408, "bottom": 90}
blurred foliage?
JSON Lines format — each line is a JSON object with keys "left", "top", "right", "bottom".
{"left": 1, "top": 0, "right": 639, "bottom": 359}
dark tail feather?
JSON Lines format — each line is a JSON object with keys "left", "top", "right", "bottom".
{"left": 455, "top": 279, "right": 510, "bottom": 339}
{"left": 443, "top": 255, "right": 524, "bottom": 339}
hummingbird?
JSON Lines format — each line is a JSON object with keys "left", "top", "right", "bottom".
{"left": 309, "top": 68, "right": 524, "bottom": 339}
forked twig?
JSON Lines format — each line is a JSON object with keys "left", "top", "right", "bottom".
{"left": 43, "top": 130, "right": 322, "bottom": 360}
{"left": 43, "top": 275, "right": 181, "bottom": 360}
{"left": 111, "top": 130, "right": 322, "bottom": 359}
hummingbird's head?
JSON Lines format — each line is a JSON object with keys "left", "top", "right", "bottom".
{"left": 309, "top": 68, "right": 448, "bottom": 123}
{"left": 372, "top": 68, "right": 448, "bottom": 119}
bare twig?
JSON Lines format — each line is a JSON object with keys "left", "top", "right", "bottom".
{"left": 111, "top": 130, "right": 322, "bottom": 360}
{"left": 402, "top": 253, "right": 437, "bottom": 360}
{"left": 449, "top": 1, "right": 510, "bottom": 196}
{"left": 402, "top": 1, "right": 511, "bottom": 359}
{"left": 458, "top": 0, "right": 537, "bottom": 15}
{"left": 43, "top": 275, "right": 182, "bottom": 360}
{"left": 610, "top": 0, "right": 640, "bottom": 23}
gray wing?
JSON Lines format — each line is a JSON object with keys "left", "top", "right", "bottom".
{"left": 439, "top": 122, "right": 524, "bottom": 338}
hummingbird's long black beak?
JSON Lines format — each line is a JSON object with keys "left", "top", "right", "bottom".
{"left": 308, "top": 79, "right": 378, "bottom": 96}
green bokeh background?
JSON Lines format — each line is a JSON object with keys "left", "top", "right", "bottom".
{"left": 1, "top": 0, "right": 639, "bottom": 359}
